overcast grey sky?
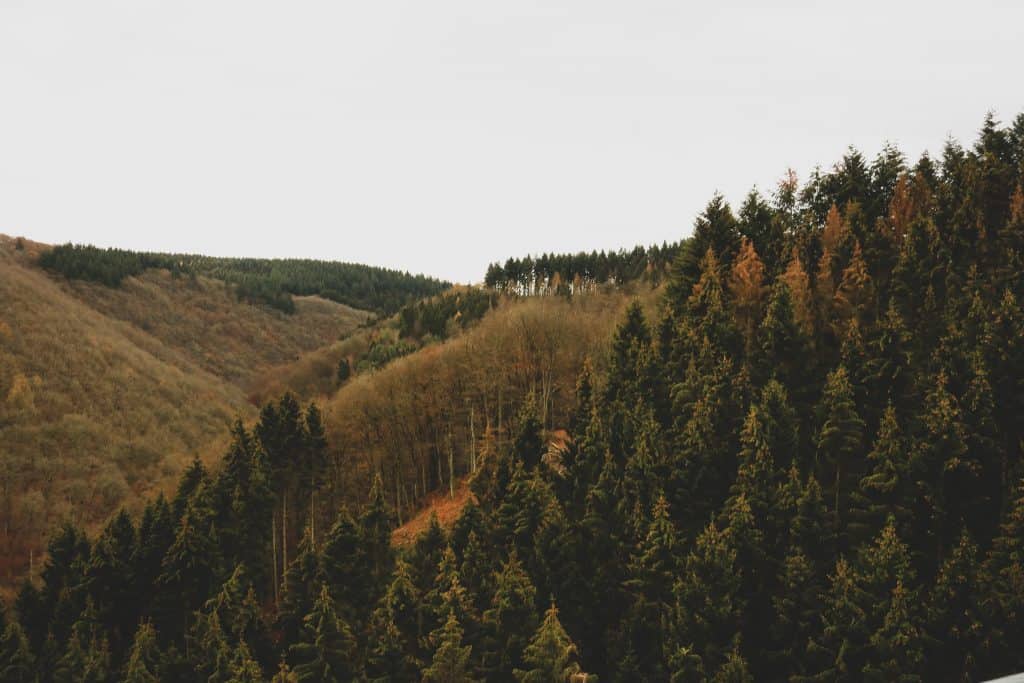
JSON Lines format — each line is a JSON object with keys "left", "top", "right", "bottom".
{"left": 1, "top": 1, "right": 1022, "bottom": 283}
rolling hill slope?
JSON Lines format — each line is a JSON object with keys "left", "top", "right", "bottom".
{"left": 0, "top": 235, "right": 370, "bottom": 580}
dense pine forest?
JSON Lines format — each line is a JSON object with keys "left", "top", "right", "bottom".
{"left": 4, "top": 112, "right": 1024, "bottom": 682}
{"left": 38, "top": 245, "right": 449, "bottom": 314}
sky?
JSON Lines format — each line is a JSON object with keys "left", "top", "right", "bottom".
{"left": 1, "top": 1, "right": 1022, "bottom": 284}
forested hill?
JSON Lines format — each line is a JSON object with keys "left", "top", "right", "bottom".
{"left": 483, "top": 241, "right": 681, "bottom": 294}
{"left": 4, "top": 112, "right": 1024, "bottom": 682}
{"left": 38, "top": 243, "right": 450, "bottom": 314}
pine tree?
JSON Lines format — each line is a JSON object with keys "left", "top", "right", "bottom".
{"left": 157, "top": 504, "right": 220, "bottom": 644}
{"left": 0, "top": 621, "right": 34, "bottom": 683}
{"left": 14, "top": 578, "right": 46, "bottom": 655}
{"left": 172, "top": 455, "right": 208, "bottom": 521}
{"left": 779, "top": 248, "right": 815, "bottom": 338}
{"left": 288, "top": 585, "right": 360, "bottom": 683}
{"left": 815, "top": 365, "right": 866, "bottom": 548}
{"left": 729, "top": 237, "right": 768, "bottom": 354}
{"left": 422, "top": 612, "right": 477, "bottom": 683}
{"left": 360, "top": 472, "right": 395, "bottom": 594}
{"left": 770, "top": 548, "right": 822, "bottom": 680}
{"left": 665, "top": 194, "right": 741, "bottom": 316}
{"left": 320, "top": 506, "right": 371, "bottom": 622}
{"left": 796, "top": 558, "right": 869, "bottom": 683}
{"left": 861, "top": 581, "right": 924, "bottom": 682}
{"left": 513, "top": 602, "right": 583, "bottom": 683}
{"left": 122, "top": 622, "right": 161, "bottom": 683}
{"left": 277, "top": 534, "right": 321, "bottom": 647}
{"left": 668, "top": 521, "right": 742, "bottom": 674}
{"left": 978, "top": 479, "right": 1024, "bottom": 675}
{"left": 924, "top": 531, "right": 982, "bottom": 681}
{"left": 482, "top": 552, "right": 538, "bottom": 679}
{"left": 849, "top": 405, "right": 912, "bottom": 547}
{"left": 84, "top": 508, "right": 138, "bottom": 651}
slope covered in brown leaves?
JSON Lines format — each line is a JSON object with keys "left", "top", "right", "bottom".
{"left": 0, "top": 235, "right": 368, "bottom": 581}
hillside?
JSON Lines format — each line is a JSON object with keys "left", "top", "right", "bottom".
{"left": 0, "top": 236, "right": 370, "bottom": 581}
{"left": 2, "top": 113, "right": 1024, "bottom": 682}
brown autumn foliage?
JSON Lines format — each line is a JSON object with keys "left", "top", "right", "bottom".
{"left": 0, "top": 235, "right": 366, "bottom": 581}
{"left": 780, "top": 248, "right": 815, "bottom": 337}
{"left": 835, "top": 239, "right": 874, "bottom": 324}
{"left": 728, "top": 237, "right": 768, "bottom": 351}
{"left": 318, "top": 287, "right": 660, "bottom": 524}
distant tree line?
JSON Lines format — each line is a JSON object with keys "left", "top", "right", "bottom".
{"left": 484, "top": 242, "right": 682, "bottom": 295}
{"left": 38, "top": 245, "right": 450, "bottom": 315}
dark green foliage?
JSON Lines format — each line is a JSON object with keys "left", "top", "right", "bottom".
{"left": 39, "top": 244, "right": 449, "bottom": 314}
{"left": 513, "top": 602, "right": 583, "bottom": 683}
{"left": 288, "top": 585, "right": 360, "bottom": 683}
{"left": 422, "top": 612, "right": 477, "bottom": 683}
{"left": 482, "top": 553, "right": 538, "bottom": 679}
{"left": 13, "top": 112, "right": 1024, "bottom": 683}
{"left": 485, "top": 242, "right": 681, "bottom": 294}
{"left": 0, "top": 621, "right": 34, "bottom": 683}
{"left": 399, "top": 288, "right": 498, "bottom": 340}
{"left": 122, "top": 622, "right": 161, "bottom": 683}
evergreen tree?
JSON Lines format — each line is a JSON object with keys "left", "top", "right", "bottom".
{"left": 320, "top": 506, "right": 371, "bottom": 622}
{"left": 815, "top": 365, "right": 866, "bottom": 548}
{"left": 924, "top": 531, "right": 982, "bottom": 681}
{"left": 0, "top": 621, "right": 34, "bottom": 683}
{"left": 121, "top": 622, "right": 161, "bottom": 683}
{"left": 422, "top": 612, "right": 477, "bottom": 683}
{"left": 288, "top": 585, "right": 360, "bottom": 683}
{"left": 849, "top": 404, "right": 913, "bottom": 547}
{"left": 513, "top": 602, "right": 583, "bottom": 683}
{"left": 482, "top": 553, "right": 538, "bottom": 679}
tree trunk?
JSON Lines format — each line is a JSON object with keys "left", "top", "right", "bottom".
{"left": 469, "top": 404, "right": 477, "bottom": 473}
{"left": 448, "top": 430, "right": 455, "bottom": 499}
{"left": 271, "top": 512, "right": 279, "bottom": 608}
{"left": 282, "top": 489, "right": 289, "bottom": 571}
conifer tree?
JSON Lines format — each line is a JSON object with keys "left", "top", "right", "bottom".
{"left": 669, "top": 521, "right": 743, "bottom": 674}
{"left": 797, "top": 558, "right": 869, "bottom": 683}
{"left": 779, "top": 248, "right": 815, "bottom": 338}
{"left": 422, "top": 612, "right": 477, "bottom": 683}
{"left": 756, "top": 281, "right": 812, "bottom": 407}
{"left": 978, "top": 479, "right": 1024, "bottom": 674}
{"left": 172, "top": 455, "right": 208, "bottom": 522}
{"left": 84, "top": 508, "right": 138, "bottom": 651}
{"left": 665, "top": 194, "right": 741, "bottom": 315}
{"left": 482, "top": 552, "right": 538, "bottom": 679}
{"left": 861, "top": 581, "right": 924, "bottom": 682}
{"left": 729, "top": 237, "right": 768, "bottom": 354}
{"left": 770, "top": 548, "right": 822, "bottom": 680}
{"left": 849, "top": 405, "right": 912, "bottom": 546}
{"left": 157, "top": 505, "right": 220, "bottom": 643}
{"left": 0, "top": 621, "right": 34, "bottom": 683}
{"left": 320, "top": 506, "right": 371, "bottom": 622}
{"left": 834, "top": 240, "right": 874, "bottom": 326}
{"left": 924, "top": 531, "right": 982, "bottom": 681}
{"left": 14, "top": 577, "right": 46, "bottom": 655}
{"left": 122, "top": 622, "right": 161, "bottom": 683}
{"left": 360, "top": 472, "right": 395, "bottom": 594}
{"left": 815, "top": 365, "right": 866, "bottom": 547}
{"left": 459, "top": 531, "right": 494, "bottom": 612}
{"left": 288, "top": 585, "right": 360, "bottom": 683}
{"left": 513, "top": 602, "right": 583, "bottom": 683}
{"left": 277, "top": 534, "right": 321, "bottom": 647}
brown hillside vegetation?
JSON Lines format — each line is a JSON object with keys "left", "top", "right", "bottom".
{"left": 0, "top": 235, "right": 368, "bottom": 581}
{"left": 319, "top": 285, "right": 660, "bottom": 523}
{"left": 391, "top": 476, "right": 474, "bottom": 547}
